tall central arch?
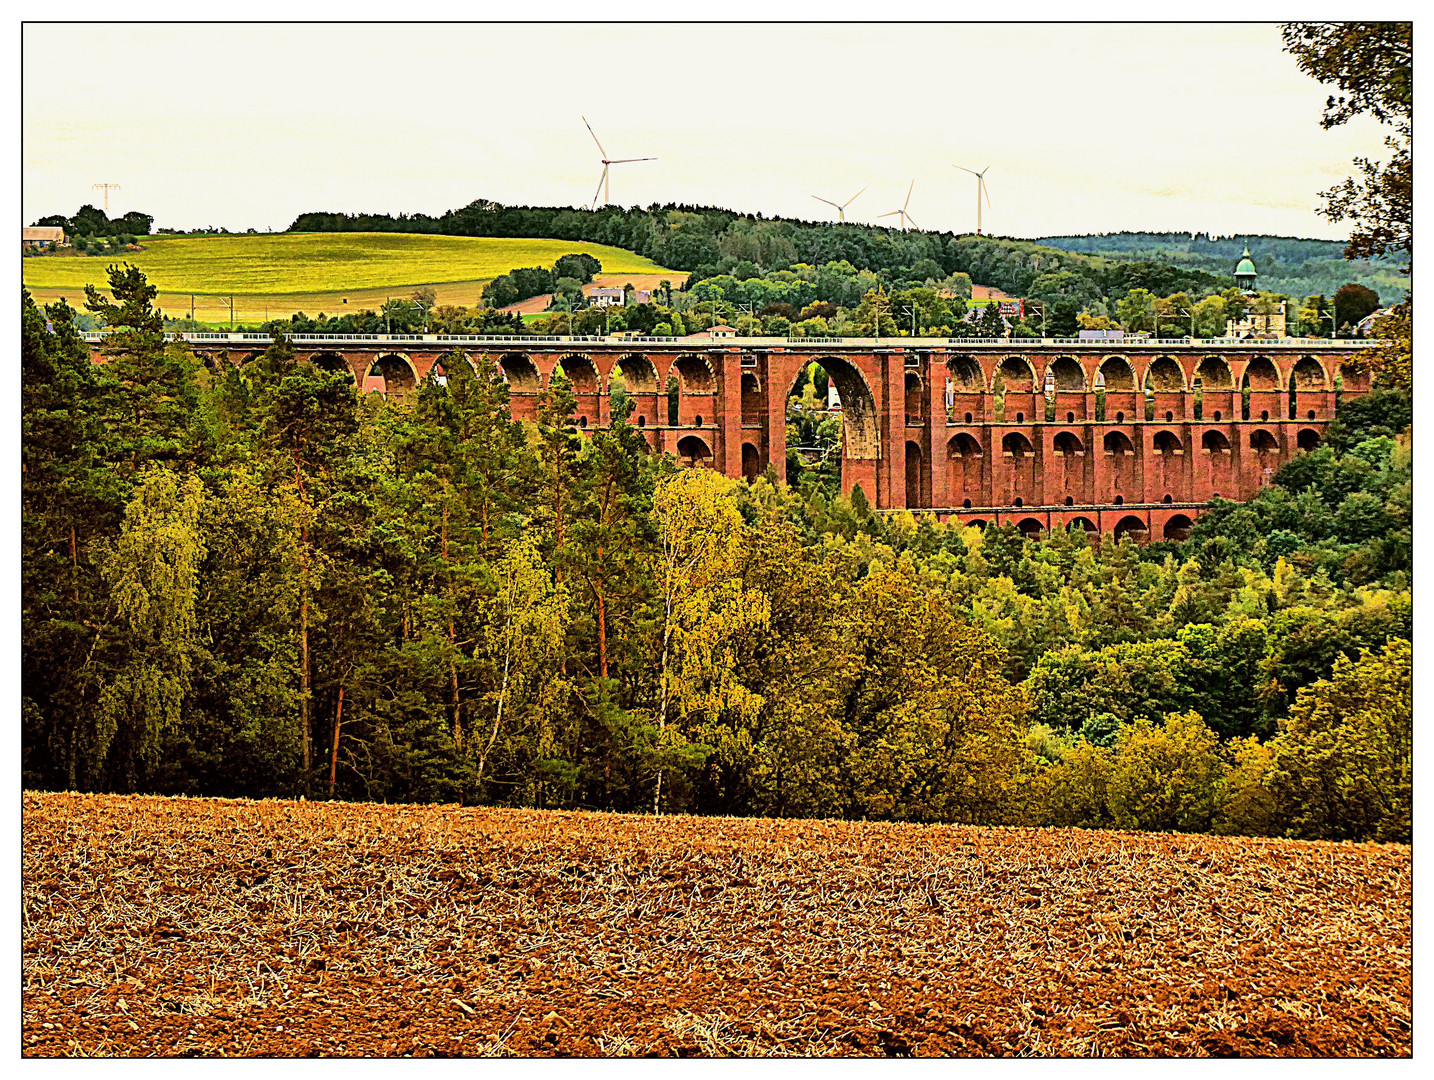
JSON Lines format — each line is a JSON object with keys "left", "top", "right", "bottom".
{"left": 798, "top": 355, "right": 881, "bottom": 500}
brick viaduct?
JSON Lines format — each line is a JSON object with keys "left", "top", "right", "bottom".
{"left": 87, "top": 332, "right": 1374, "bottom": 541}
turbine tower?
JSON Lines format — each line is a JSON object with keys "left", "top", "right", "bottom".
{"left": 92, "top": 182, "right": 121, "bottom": 214}
{"left": 811, "top": 186, "right": 866, "bottom": 222}
{"left": 582, "top": 117, "right": 656, "bottom": 209}
{"left": 878, "top": 181, "right": 919, "bottom": 231}
{"left": 953, "top": 165, "right": 992, "bottom": 234}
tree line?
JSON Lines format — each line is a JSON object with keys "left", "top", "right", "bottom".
{"left": 28, "top": 204, "right": 155, "bottom": 258}
{"left": 22, "top": 267, "right": 1410, "bottom": 841}
{"left": 287, "top": 202, "right": 1230, "bottom": 314}
{"left": 480, "top": 252, "right": 603, "bottom": 310}
{"left": 33, "top": 203, "right": 155, "bottom": 240}
{"left": 1034, "top": 232, "right": 1406, "bottom": 305}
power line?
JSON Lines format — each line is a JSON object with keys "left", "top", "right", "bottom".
{"left": 92, "top": 182, "right": 121, "bottom": 214}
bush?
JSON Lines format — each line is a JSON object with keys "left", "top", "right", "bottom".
{"left": 1215, "top": 736, "right": 1278, "bottom": 837}
{"left": 1105, "top": 712, "right": 1224, "bottom": 833}
{"left": 1262, "top": 640, "right": 1412, "bottom": 842}
{"left": 1035, "top": 738, "right": 1112, "bottom": 828}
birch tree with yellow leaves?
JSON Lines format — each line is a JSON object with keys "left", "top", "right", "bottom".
{"left": 651, "top": 469, "right": 771, "bottom": 814}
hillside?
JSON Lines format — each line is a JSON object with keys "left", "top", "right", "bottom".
{"left": 287, "top": 201, "right": 1400, "bottom": 316}
{"left": 21, "top": 233, "right": 679, "bottom": 324}
{"left": 1035, "top": 232, "right": 1407, "bottom": 303}
{"left": 288, "top": 201, "right": 1233, "bottom": 310}
{"left": 23, "top": 792, "right": 1411, "bottom": 1057}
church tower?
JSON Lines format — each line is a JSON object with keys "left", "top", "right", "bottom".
{"left": 1233, "top": 246, "right": 1258, "bottom": 295}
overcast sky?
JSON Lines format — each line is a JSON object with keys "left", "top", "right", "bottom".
{"left": 22, "top": 22, "right": 1395, "bottom": 240}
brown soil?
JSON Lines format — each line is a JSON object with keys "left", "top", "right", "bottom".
{"left": 22, "top": 792, "right": 1411, "bottom": 1058}
{"left": 497, "top": 294, "right": 556, "bottom": 315}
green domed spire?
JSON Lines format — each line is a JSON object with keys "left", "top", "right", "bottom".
{"left": 1234, "top": 246, "right": 1257, "bottom": 277}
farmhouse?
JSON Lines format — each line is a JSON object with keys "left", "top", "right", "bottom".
{"left": 587, "top": 285, "right": 654, "bottom": 307}
{"left": 22, "top": 226, "right": 67, "bottom": 250}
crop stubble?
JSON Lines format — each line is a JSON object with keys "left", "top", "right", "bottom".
{"left": 22, "top": 792, "right": 1410, "bottom": 1058}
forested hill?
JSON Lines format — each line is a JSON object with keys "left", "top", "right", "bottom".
{"left": 291, "top": 202, "right": 1401, "bottom": 314}
{"left": 1036, "top": 232, "right": 1406, "bottom": 303}
{"left": 289, "top": 202, "right": 1229, "bottom": 309}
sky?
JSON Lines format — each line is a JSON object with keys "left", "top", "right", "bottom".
{"left": 21, "top": 22, "right": 1396, "bottom": 241}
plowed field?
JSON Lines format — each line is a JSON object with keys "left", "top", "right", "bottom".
{"left": 22, "top": 792, "right": 1411, "bottom": 1058}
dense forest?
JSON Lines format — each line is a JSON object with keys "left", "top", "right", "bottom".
{"left": 22, "top": 268, "right": 1411, "bottom": 841}
{"left": 1036, "top": 231, "right": 1406, "bottom": 304}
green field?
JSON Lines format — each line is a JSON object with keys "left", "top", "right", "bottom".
{"left": 22, "top": 232, "right": 671, "bottom": 296}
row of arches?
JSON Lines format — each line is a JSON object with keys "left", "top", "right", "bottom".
{"left": 914, "top": 426, "right": 1323, "bottom": 510}
{"left": 946, "top": 353, "right": 1332, "bottom": 394}
{"left": 955, "top": 514, "right": 1195, "bottom": 542}
{"left": 943, "top": 354, "right": 1337, "bottom": 426}
{"left": 293, "top": 350, "right": 722, "bottom": 399}
{"left": 944, "top": 427, "right": 1320, "bottom": 457}
{"left": 280, "top": 346, "right": 1334, "bottom": 438}
{"left": 209, "top": 346, "right": 1342, "bottom": 397}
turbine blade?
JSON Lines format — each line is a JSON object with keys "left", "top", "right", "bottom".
{"left": 813, "top": 196, "right": 840, "bottom": 208}
{"left": 607, "top": 157, "right": 657, "bottom": 164}
{"left": 953, "top": 164, "right": 977, "bottom": 176}
{"left": 582, "top": 116, "right": 608, "bottom": 159}
{"left": 877, "top": 211, "right": 900, "bottom": 218}
{"left": 984, "top": 179, "right": 992, "bottom": 209}
{"left": 905, "top": 213, "right": 919, "bottom": 230}
{"left": 843, "top": 186, "right": 867, "bottom": 207}
{"left": 904, "top": 179, "right": 914, "bottom": 208}
{"left": 592, "top": 167, "right": 607, "bottom": 208}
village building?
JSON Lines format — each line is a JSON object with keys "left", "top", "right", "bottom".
{"left": 588, "top": 286, "right": 625, "bottom": 308}
{"left": 1356, "top": 307, "right": 1393, "bottom": 336}
{"left": 1225, "top": 247, "right": 1287, "bottom": 338}
{"left": 22, "top": 226, "right": 67, "bottom": 250}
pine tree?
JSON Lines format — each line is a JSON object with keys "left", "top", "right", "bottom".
{"left": 84, "top": 264, "right": 201, "bottom": 477}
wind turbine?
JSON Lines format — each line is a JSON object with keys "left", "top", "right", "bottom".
{"left": 953, "top": 164, "right": 992, "bottom": 234}
{"left": 582, "top": 117, "right": 657, "bottom": 209}
{"left": 811, "top": 186, "right": 866, "bottom": 222}
{"left": 878, "top": 181, "right": 919, "bottom": 231}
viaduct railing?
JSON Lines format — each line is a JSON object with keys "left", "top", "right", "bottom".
{"left": 80, "top": 331, "right": 1381, "bottom": 350}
